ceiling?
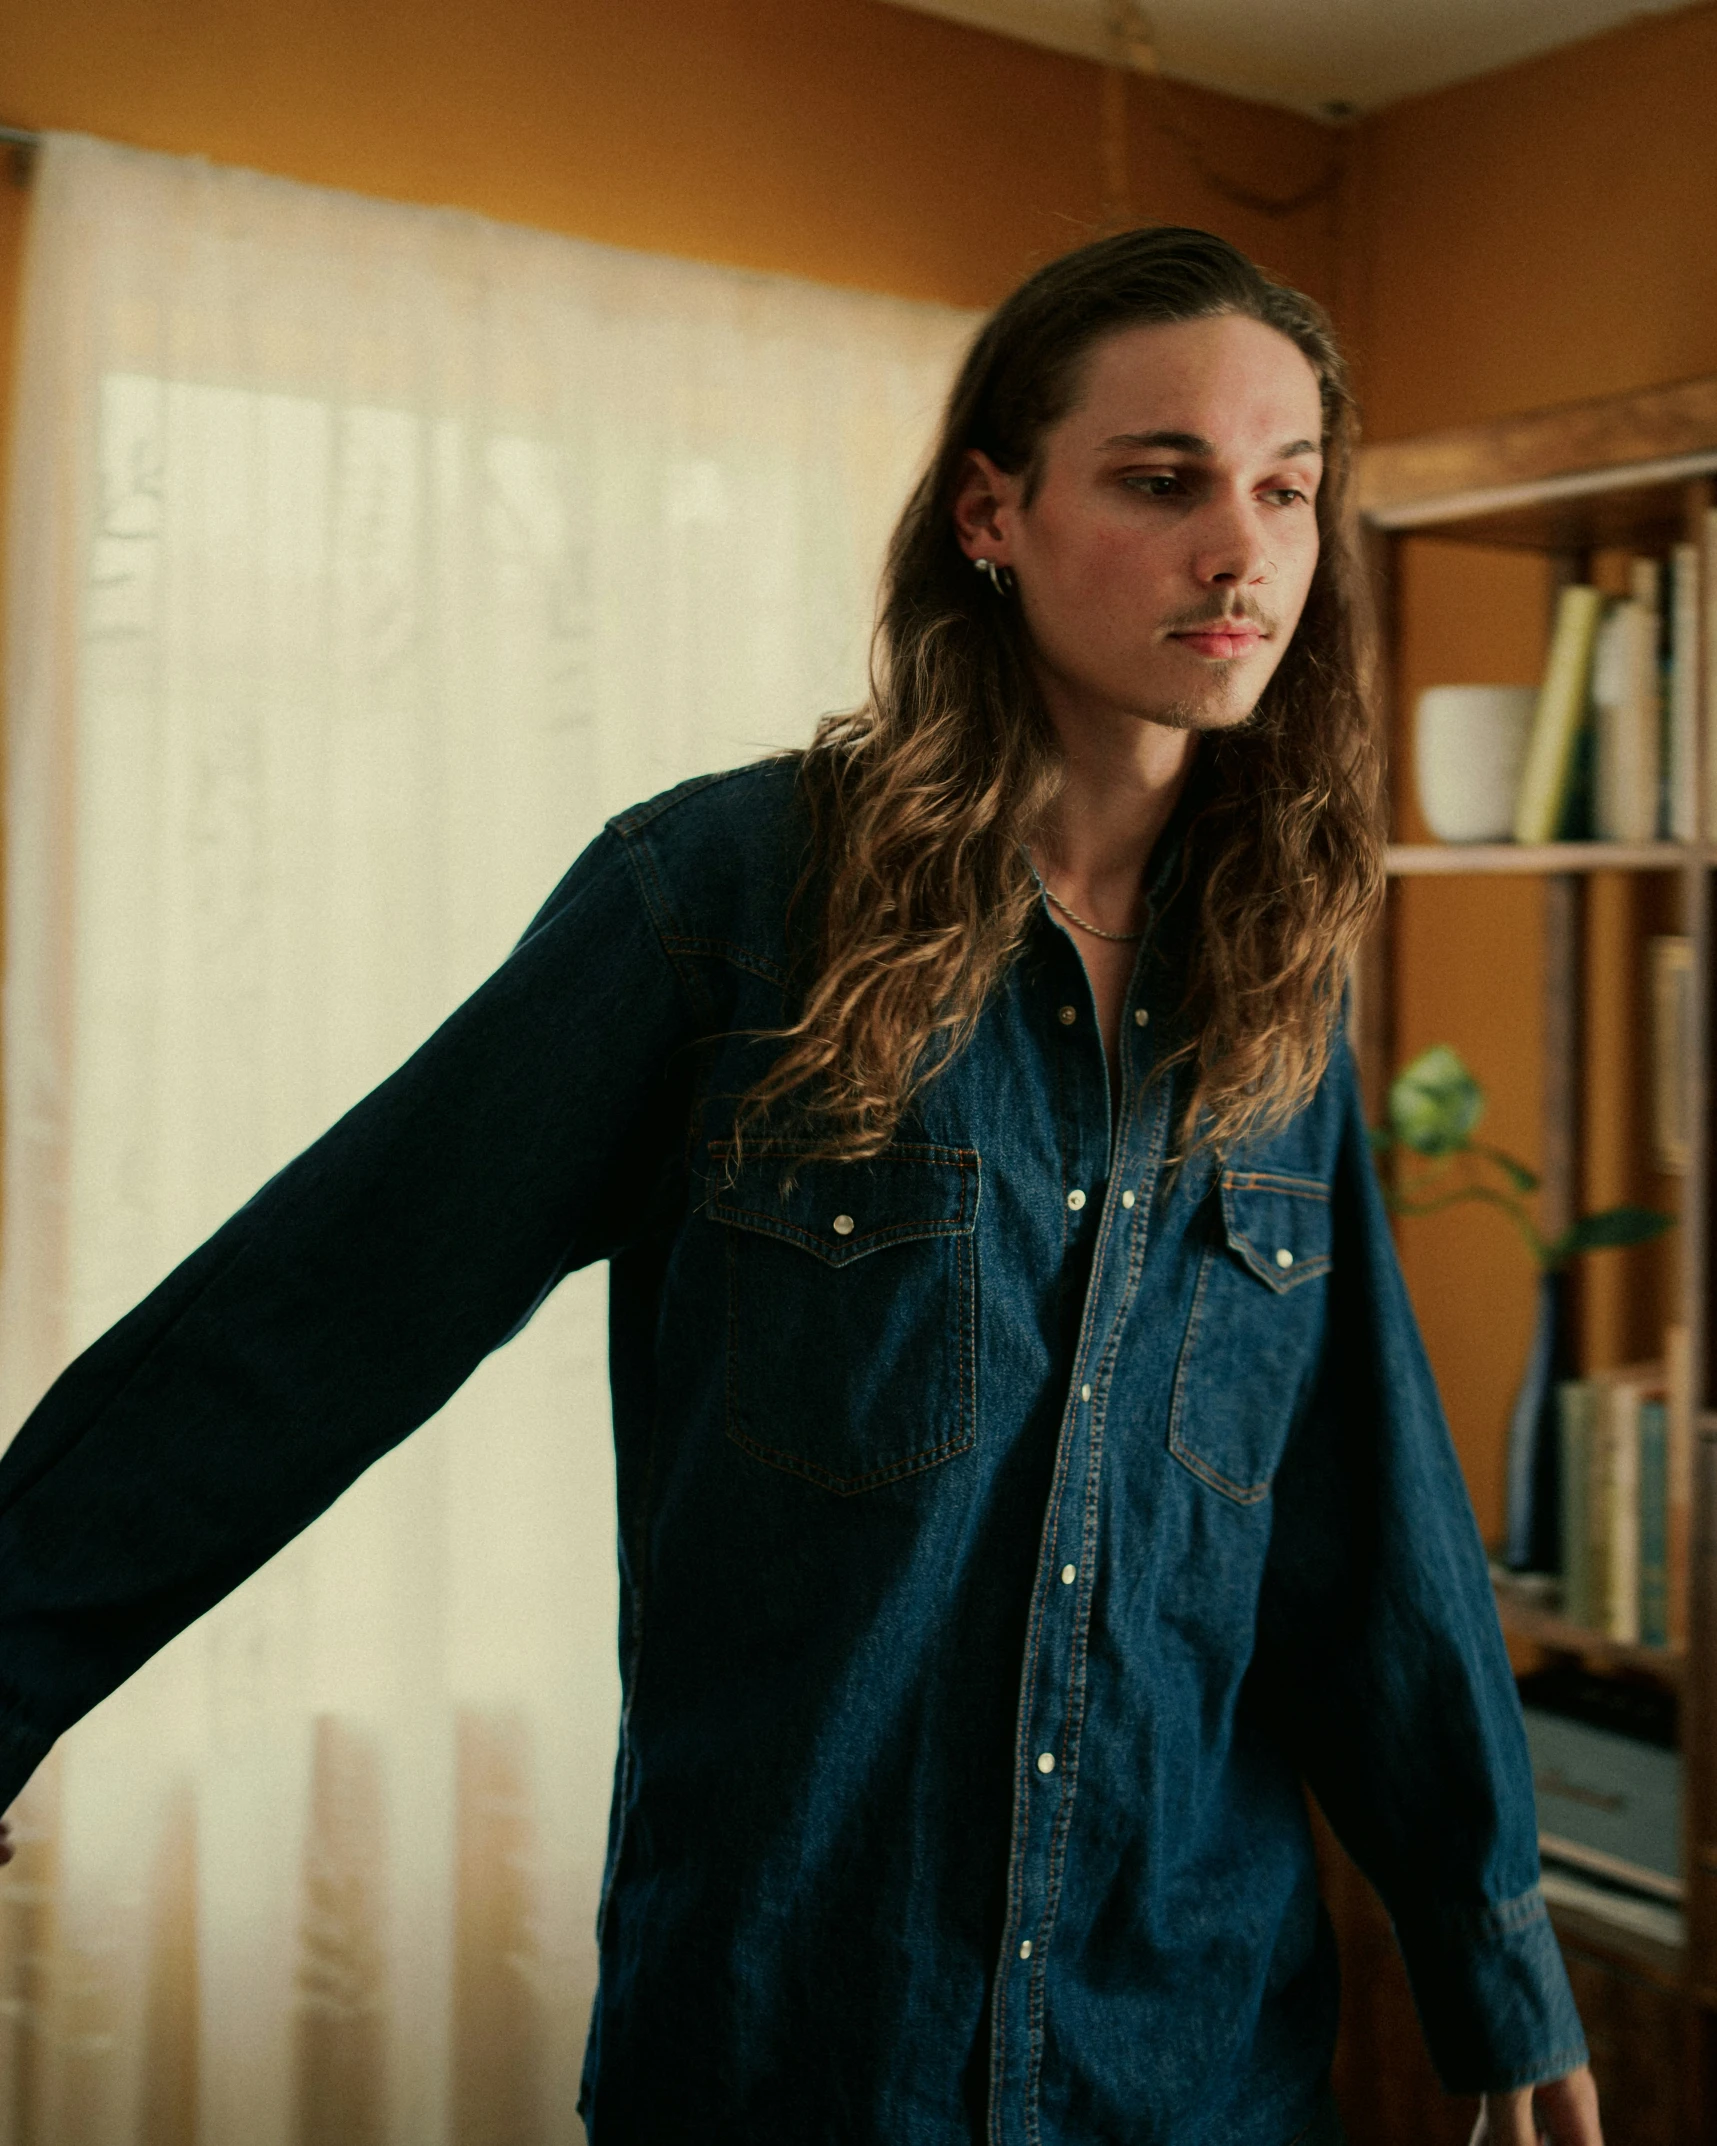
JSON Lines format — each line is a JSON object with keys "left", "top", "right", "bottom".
{"left": 875, "top": 0, "right": 1694, "bottom": 117}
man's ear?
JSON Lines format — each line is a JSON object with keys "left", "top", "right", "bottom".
{"left": 950, "top": 449, "right": 1019, "bottom": 565}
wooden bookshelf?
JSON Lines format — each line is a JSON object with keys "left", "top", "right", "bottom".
{"left": 1349, "top": 380, "right": 1717, "bottom": 2136}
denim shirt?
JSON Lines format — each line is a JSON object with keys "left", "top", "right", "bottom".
{"left": 0, "top": 759, "right": 1585, "bottom": 2144}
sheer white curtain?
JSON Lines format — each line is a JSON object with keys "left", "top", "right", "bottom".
{"left": 0, "top": 132, "right": 974, "bottom": 2146}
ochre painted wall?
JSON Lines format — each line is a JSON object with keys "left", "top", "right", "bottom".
{"left": 1353, "top": 6, "right": 1717, "bottom": 1540}
{"left": 0, "top": 0, "right": 1340, "bottom": 312}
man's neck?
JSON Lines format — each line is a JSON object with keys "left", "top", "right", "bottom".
{"left": 1034, "top": 691, "right": 1200, "bottom": 934}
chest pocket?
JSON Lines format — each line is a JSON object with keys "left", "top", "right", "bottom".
{"left": 706, "top": 1141, "right": 979, "bottom": 1495}
{"left": 1167, "top": 1168, "right": 1333, "bottom": 1506}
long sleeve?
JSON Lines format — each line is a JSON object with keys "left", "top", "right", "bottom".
{"left": 0, "top": 824, "right": 696, "bottom": 1807}
{"left": 1252, "top": 1042, "right": 1588, "bottom": 2095}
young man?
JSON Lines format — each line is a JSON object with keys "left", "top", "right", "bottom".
{"left": 0, "top": 228, "right": 1600, "bottom": 2144}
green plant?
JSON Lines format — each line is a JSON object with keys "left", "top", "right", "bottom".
{"left": 1370, "top": 1044, "right": 1673, "bottom": 1272}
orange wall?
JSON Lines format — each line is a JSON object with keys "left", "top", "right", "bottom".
{"left": 1351, "top": 2, "right": 1717, "bottom": 439}
{"left": 1353, "top": 6, "right": 1717, "bottom": 1540}
{"left": 0, "top": 0, "right": 1339, "bottom": 313}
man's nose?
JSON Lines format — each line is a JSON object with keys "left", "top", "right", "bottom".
{"left": 1191, "top": 497, "right": 1274, "bottom": 588}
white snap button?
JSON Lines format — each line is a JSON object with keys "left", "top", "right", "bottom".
{"left": 1133, "top": 1007, "right": 1149, "bottom": 1027}
{"left": 1019, "top": 1939, "right": 1033, "bottom": 1960}
{"left": 1275, "top": 1246, "right": 1294, "bottom": 1269}
{"left": 1080, "top": 1383, "right": 1092, "bottom": 1403}
{"left": 1120, "top": 1189, "right": 1136, "bottom": 1210}
{"left": 1057, "top": 1004, "right": 1077, "bottom": 1026}
{"left": 833, "top": 1214, "right": 855, "bottom": 1236}
{"left": 1060, "top": 1563, "right": 1076, "bottom": 1585}
{"left": 1036, "top": 1751, "right": 1056, "bottom": 1775}
{"left": 1067, "top": 1189, "right": 1085, "bottom": 1211}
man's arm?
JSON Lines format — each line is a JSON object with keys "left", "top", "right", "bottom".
{"left": 1248, "top": 1038, "right": 1592, "bottom": 2109}
{"left": 0, "top": 823, "right": 696, "bottom": 1808}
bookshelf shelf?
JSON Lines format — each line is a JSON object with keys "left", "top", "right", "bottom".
{"left": 1386, "top": 841, "right": 1703, "bottom": 876}
{"left": 1493, "top": 1581, "right": 1686, "bottom": 1687}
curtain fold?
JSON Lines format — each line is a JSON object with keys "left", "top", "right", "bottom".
{"left": 0, "top": 132, "right": 974, "bottom": 2146}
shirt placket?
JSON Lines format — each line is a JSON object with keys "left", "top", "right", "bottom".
{"left": 988, "top": 948, "right": 1173, "bottom": 2146}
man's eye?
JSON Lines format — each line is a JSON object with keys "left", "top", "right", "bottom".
{"left": 1123, "top": 473, "right": 1184, "bottom": 497}
{"left": 1264, "top": 486, "right": 1310, "bottom": 507}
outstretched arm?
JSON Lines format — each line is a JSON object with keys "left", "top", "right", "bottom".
{"left": 0, "top": 824, "right": 696, "bottom": 1807}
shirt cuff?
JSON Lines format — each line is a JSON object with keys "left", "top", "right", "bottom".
{"left": 1391, "top": 1883, "right": 1590, "bottom": 2094}
{"left": 0, "top": 1709, "right": 54, "bottom": 1813}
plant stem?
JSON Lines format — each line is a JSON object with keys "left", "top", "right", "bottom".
{"left": 1386, "top": 1179, "right": 1552, "bottom": 1267}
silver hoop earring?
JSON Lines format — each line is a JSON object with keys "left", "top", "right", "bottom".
{"left": 973, "top": 556, "right": 1014, "bottom": 596}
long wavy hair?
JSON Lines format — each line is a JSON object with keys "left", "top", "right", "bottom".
{"left": 744, "top": 225, "right": 1382, "bottom": 1159}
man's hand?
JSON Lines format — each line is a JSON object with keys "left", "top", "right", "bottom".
{"left": 1470, "top": 2066, "right": 1602, "bottom": 2145}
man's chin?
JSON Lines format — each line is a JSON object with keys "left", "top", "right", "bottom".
{"left": 1136, "top": 694, "right": 1261, "bottom": 736}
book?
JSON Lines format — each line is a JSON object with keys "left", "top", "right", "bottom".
{"left": 1512, "top": 583, "right": 1603, "bottom": 844}
{"left": 1648, "top": 936, "right": 1693, "bottom": 1173}
{"left": 1668, "top": 542, "right": 1700, "bottom": 839}
{"left": 1667, "top": 1325, "right": 1693, "bottom": 1651}
{"left": 1592, "top": 565, "right": 1662, "bottom": 842}
{"left": 1705, "top": 508, "right": 1717, "bottom": 840}
{"left": 1557, "top": 1379, "right": 1594, "bottom": 1627}
{"left": 1587, "top": 1363, "right": 1665, "bottom": 1644}
{"left": 1637, "top": 1398, "right": 1669, "bottom": 1648}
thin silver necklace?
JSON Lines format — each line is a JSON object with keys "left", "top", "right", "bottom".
{"left": 1043, "top": 884, "right": 1144, "bottom": 942}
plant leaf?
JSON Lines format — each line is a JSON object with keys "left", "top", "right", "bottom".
{"left": 1545, "top": 1205, "right": 1675, "bottom": 1266}
{"left": 1387, "top": 1044, "right": 1485, "bottom": 1157}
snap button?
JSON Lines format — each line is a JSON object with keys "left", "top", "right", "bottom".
{"left": 1080, "top": 1383, "right": 1092, "bottom": 1403}
{"left": 833, "top": 1214, "right": 855, "bottom": 1237}
{"left": 1060, "top": 1564, "right": 1077, "bottom": 1585}
{"left": 1067, "top": 1189, "right": 1086, "bottom": 1211}
{"left": 1275, "top": 1246, "right": 1294, "bottom": 1269}
{"left": 1133, "top": 1007, "right": 1149, "bottom": 1027}
{"left": 1057, "top": 1004, "right": 1077, "bottom": 1026}
{"left": 1036, "top": 1751, "right": 1056, "bottom": 1775}
{"left": 1019, "top": 1939, "right": 1033, "bottom": 1960}
{"left": 1120, "top": 1189, "right": 1136, "bottom": 1210}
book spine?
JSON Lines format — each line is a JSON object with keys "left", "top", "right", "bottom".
{"left": 1587, "top": 1381, "right": 1613, "bottom": 1636}
{"left": 1606, "top": 565, "right": 1661, "bottom": 843}
{"left": 1637, "top": 1398, "right": 1669, "bottom": 1648}
{"left": 1606, "top": 1382, "right": 1642, "bottom": 1644}
{"left": 1667, "top": 1324, "right": 1693, "bottom": 1651}
{"left": 1513, "top": 585, "right": 1603, "bottom": 844}
{"left": 1557, "top": 1380, "right": 1592, "bottom": 1627}
{"left": 1670, "top": 543, "right": 1700, "bottom": 839}
{"left": 1705, "top": 508, "right": 1717, "bottom": 841}
{"left": 1592, "top": 597, "right": 1631, "bottom": 841}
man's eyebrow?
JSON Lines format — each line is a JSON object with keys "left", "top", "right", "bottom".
{"left": 1101, "top": 430, "right": 1323, "bottom": 460}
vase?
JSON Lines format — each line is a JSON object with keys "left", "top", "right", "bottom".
{"left": 1502, "top": 1268, "right": 1575, "bottom": 1573}
{"left": 1414, "top": 684, "right": 1537, "bottom": 842}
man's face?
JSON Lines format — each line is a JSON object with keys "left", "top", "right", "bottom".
{"left": 957, "top": 313, "right": 1326, "bottom": 734}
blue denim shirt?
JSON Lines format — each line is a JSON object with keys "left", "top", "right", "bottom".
{"left": 0, "top": 758, "right": 1585, "bottom": 2143}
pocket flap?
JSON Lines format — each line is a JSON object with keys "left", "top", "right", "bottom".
{"left": 1218, "top": 1170, "right": 1332, "bottom": 1292}
{"left": 706, "top": 1142, "right": 980, "bottom": 1268}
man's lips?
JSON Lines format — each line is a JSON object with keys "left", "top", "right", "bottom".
{"left": 1168, "top": 625, "right": 1264, "bottom": 659}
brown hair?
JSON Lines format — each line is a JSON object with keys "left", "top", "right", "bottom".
{"left": 744, "top": 224, "right": 1382, "bottom": 1158}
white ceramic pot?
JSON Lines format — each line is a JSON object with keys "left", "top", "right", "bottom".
{"left": 1413, "top": 684, "right": 1537, "bottom": 843}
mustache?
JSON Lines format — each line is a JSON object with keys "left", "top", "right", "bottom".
{"left": 1161, "top": 599, "right": 1274, "bottom": 635}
